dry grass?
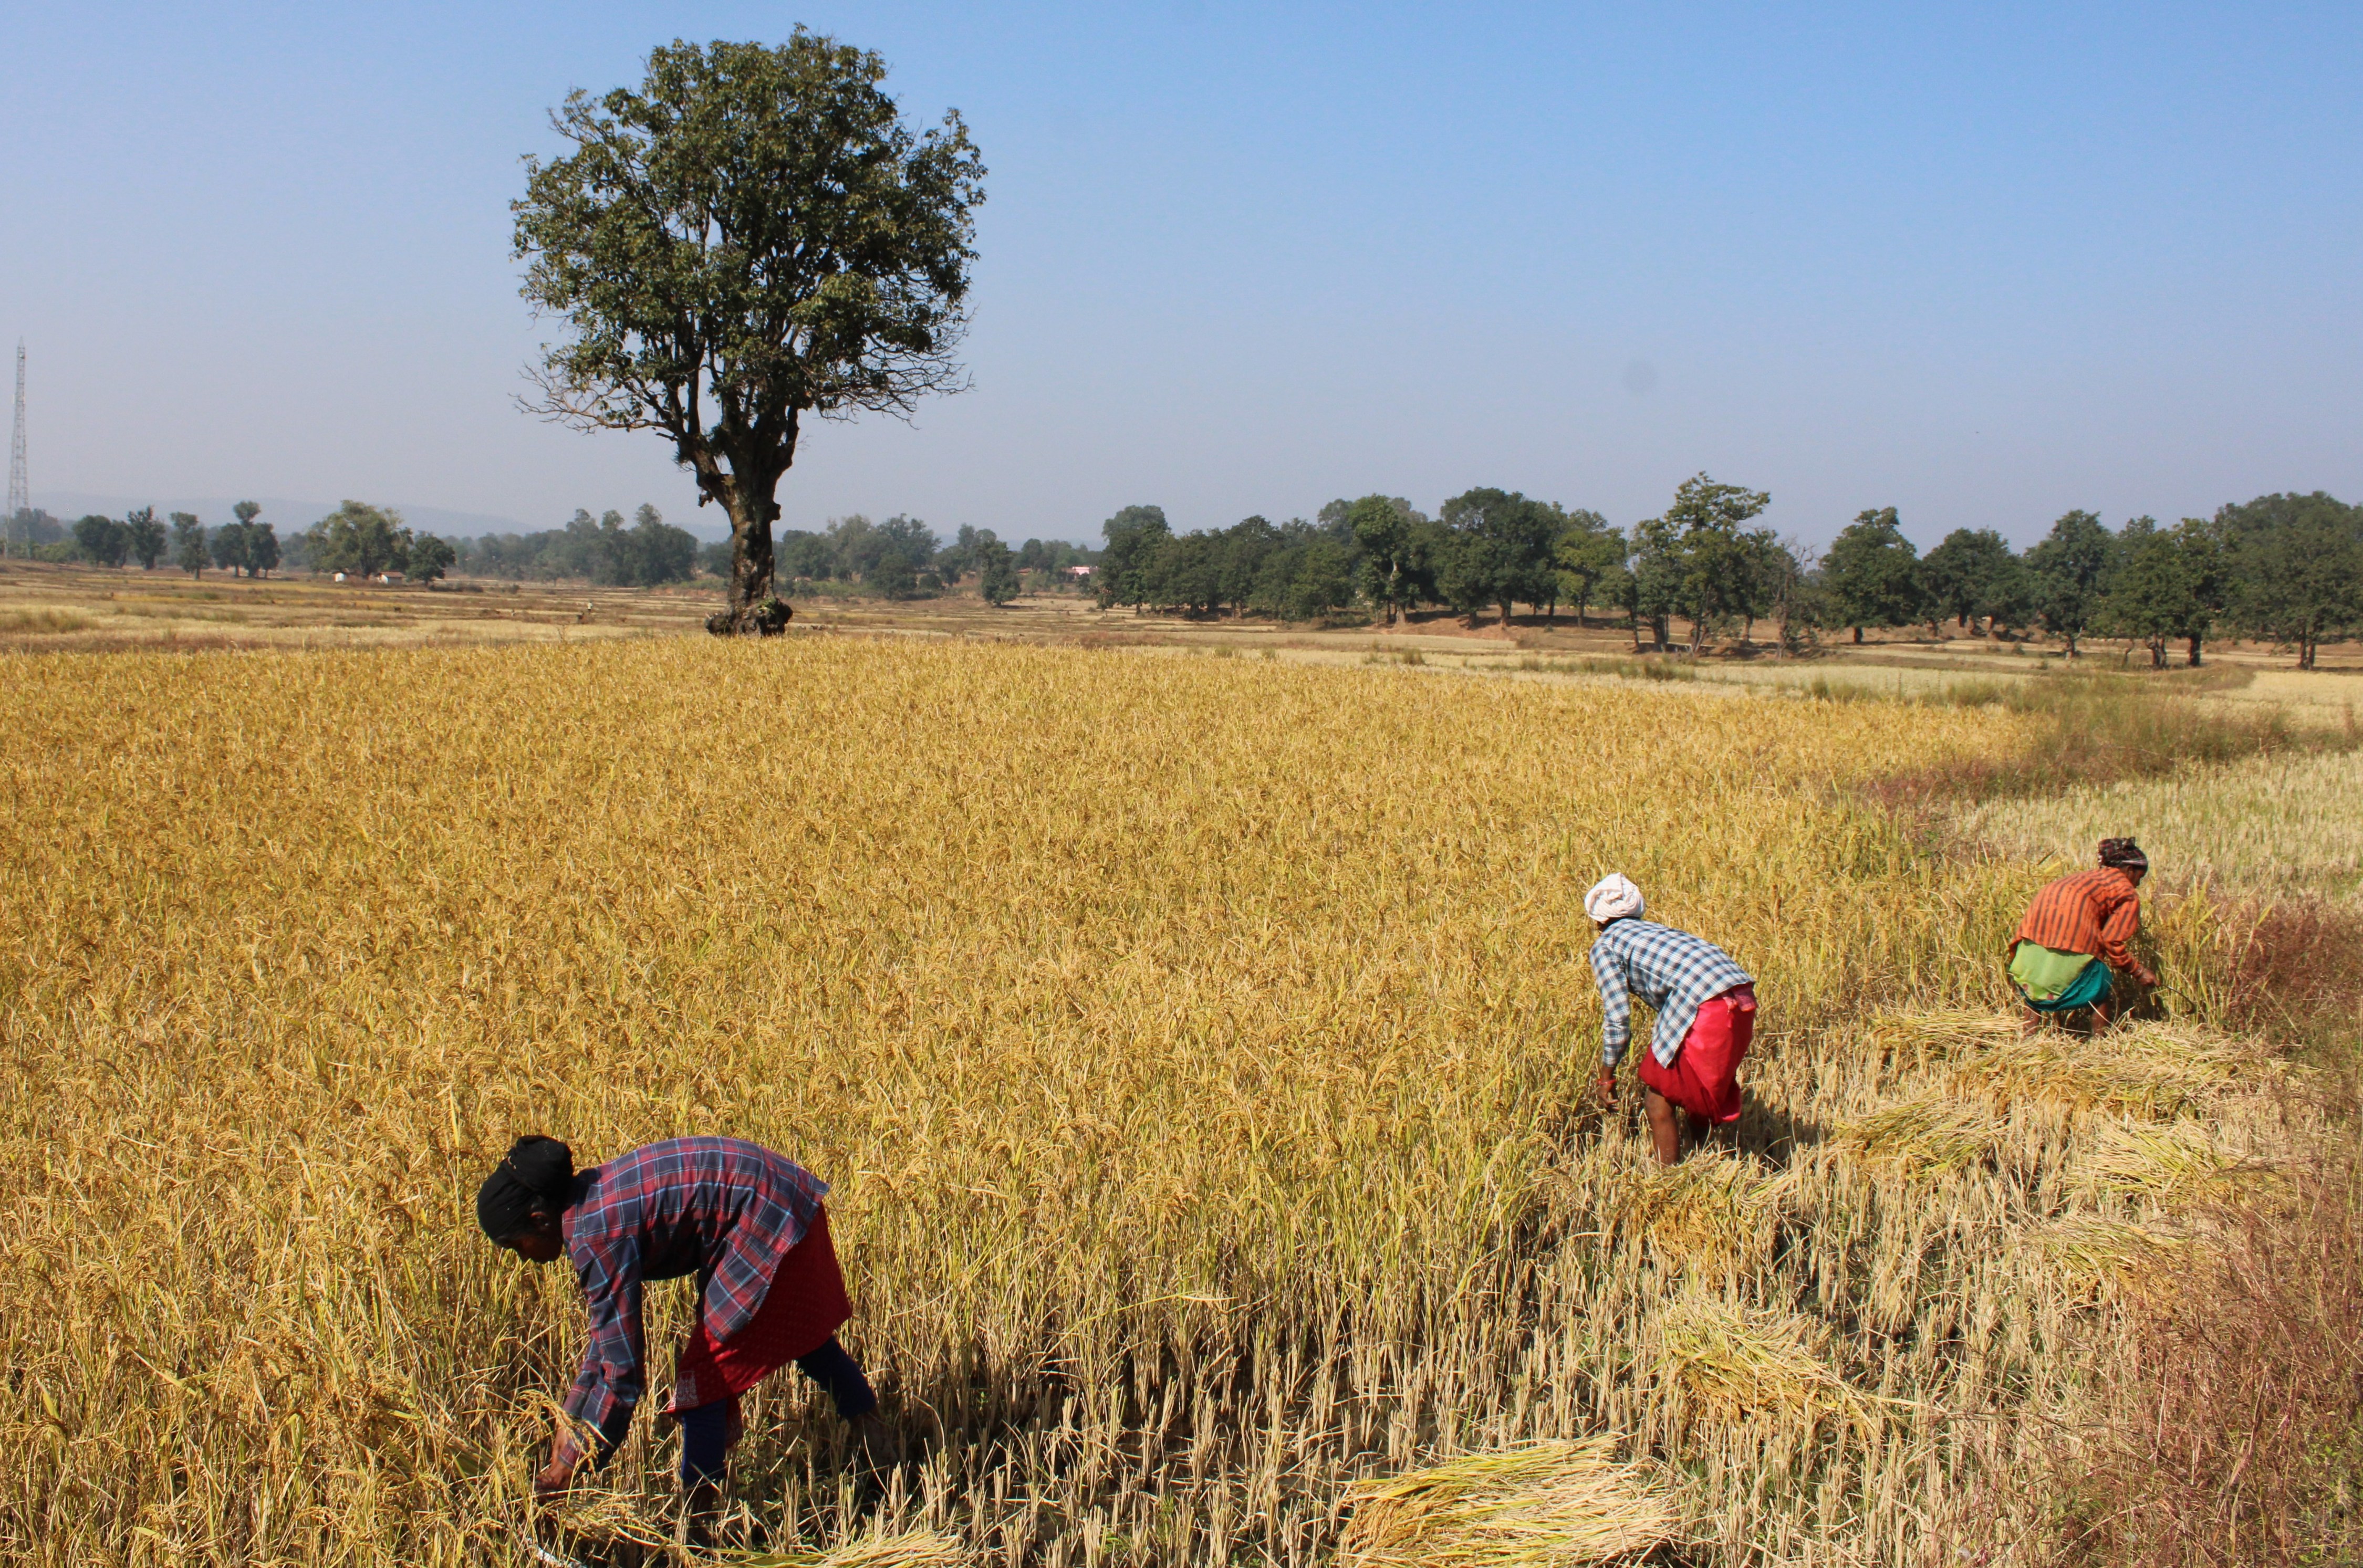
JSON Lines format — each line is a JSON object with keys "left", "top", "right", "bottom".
{"left": 1973, "top": 1165, "right": 2363, "bottom": 1567}
{"left": 0, "top": 635, "right": 2329, "bottom": 1566}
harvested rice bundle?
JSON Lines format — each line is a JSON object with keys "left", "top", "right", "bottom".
{"left": 2021, "top": 1214, "right": 2187, "bottom": 1295}
{"left": 1834, "top": 1094, "right": 2002, "bottom": 1175}
{"left": 541, "top": 1486, "right": 674, "bottom": 1551}
{"left": 741, "top": 1531, "right": 972, "bottom": 1567}
{"left": 1653, "top": 1300, "right": 1859, "bottom": 1430}
{"left": 1336, "top": 1438, "right": 1681, "bottom": 1568}
{"left": 1866, "top": 1009, "right": 2022, "bottom": 1063}
{"left": 2078, "top": 1121, "right": 2250, "bottom": 1201}
{"left": 1950, "top": 1023, "right": 2271, "bottom": 1121}
{"left": 1606, "top": 1156, "right": 1793, "bottom": 1276}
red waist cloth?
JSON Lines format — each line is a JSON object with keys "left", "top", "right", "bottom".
{"left": 668, "top": 1204, "right": 852, "bottom": 1415}
{"left": 1636, "top": 984, "right": 1755, "bottom": 1125}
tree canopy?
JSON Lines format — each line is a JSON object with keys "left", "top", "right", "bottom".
{"left": 2216, "top": 492, "right": 2363, "bottom": 669}
{"left": 1821, "top": 508, "right": 1926, "bottom": 643}
{"left": 513, "top": 33, "right": 986, "bottom": 634}
{"left": 2025, "top": 509, "right": 2117, "bottom": 656}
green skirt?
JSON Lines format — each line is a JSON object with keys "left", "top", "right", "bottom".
{"left": 2009, "top": 941, "right": 2113, "bottom": 1012}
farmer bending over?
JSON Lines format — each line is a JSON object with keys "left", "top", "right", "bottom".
{"left": 1586, "top": 874, "right": 1757, "bottom": 1166}
{"left": 477, "top": 1134, "right": 895, "bottom": 1544}
{"left": 2008, "top": 837, "right": 2156, "bottom": 1032}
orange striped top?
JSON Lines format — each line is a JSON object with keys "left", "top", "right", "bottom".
{"left": 2012, "top": 867, "right": 2141, "bottom": 969}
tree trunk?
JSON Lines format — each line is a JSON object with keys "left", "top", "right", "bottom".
{"left": 705, "top": 466, "right": 793, "bottom": 636}
{"left": 2148, "top": 636, "right": 2167, "bottom": 669}
{"left": 1851, "top": 625, "right": 1863, "bottom": 645}
{"left": 1652, "top": 614, "right": 1670, "bottom": 652}
{"left": 2300, "top": 632, "right": 2317, "bottom": 670}
{"left": 2185, "top": 633, "right": 2202, "bottom": 667}
{"left": 1688, "top": 616, "right": 1706, "bottom": 657}
{"left": 2064, "top": 632, "right": 2078, "bottom": 657}
{"left": 1498, "top": 598, "right": 1513, "bottom": 628}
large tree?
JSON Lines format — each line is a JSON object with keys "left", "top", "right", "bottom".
{"left": 2218, "top": 491, "right": 2363, "bottom": 669}
{"left": 1346, "top": 495, "right": 1428, "bottom": 626}
{"left": 2025, "top": 509, "right": 2117, "bottom": 657}
{"left": 1821, "top": 508, "right": 1925, "bottom": 644}
{"left": 513, "top": 34, "right": 985, "bottom": 636}
{"left": 1551, "top": 509, "right": 1626, "bottom": 628}
{"left": 171, "top": 513, "right": 208, "bottom": 578}
{"left": 123, "top": 507, "right": 169, "bottom": 570}
{"left": 1641, "top": 473, "right": 1774, "bottom": 655}
{"left": 305, "top": 501, "right": 412, "bottom": 579}
{"left": 1436, "top": 488, "right": 1561, "bottom": 626}
{"left": 72, "top": 515, "right": 130, "bottom": 568}
{"left": 1921, "top": 527, "right": 2022, "bottom": 636}
{"left": 1097, "top": 505, "right": 1171, "bottom": 611}
{"left": 2099, "top": 515, "right": 2222, "bottom": 669}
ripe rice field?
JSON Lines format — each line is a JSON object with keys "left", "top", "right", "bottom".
{"left": 0, "top": 636, "right": 2329, "bottom": 1566}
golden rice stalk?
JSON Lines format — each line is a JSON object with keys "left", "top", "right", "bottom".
{"left": 1336, "top": 1438, "right": 1681, "bottom": 1567}
{"left": 1653, "top": 1300, "right": 1858, "bottom": 1428}
{"left": 1950, "top": 1021, "right": 2275, "bottom": 1121}
{"left": 542, "top": 1486, "right": 674, "bottom": 1549}
{"left": 2078, "top": 1121, "right": 2250, "bottom": 1201}
{"left": 1866, "top": 1008, "right": 2023, "bottom": 1060}
{"left": 1608, "top": 1157, "right": 1793, "bottom": 1273}
{"left": 1834, "top": 1093, "right": 2002, "bottom": 1175}
{"left": 2021, "top": 1214, "right": 2188, "bottom": 1294}
{"left": 740, "top": 1530, "right": 973, "bottom": 1567}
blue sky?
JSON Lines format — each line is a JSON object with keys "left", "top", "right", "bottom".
{"left": 3, "top": 3, "right": 2356, "bottom": 547}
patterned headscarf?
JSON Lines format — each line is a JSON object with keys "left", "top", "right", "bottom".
{"left": 2097, "top": 837, "right": 2149, "bottom": 875}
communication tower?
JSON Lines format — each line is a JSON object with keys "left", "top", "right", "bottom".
{"left": 5, "top": 341, "right": 25, "bottom": 553}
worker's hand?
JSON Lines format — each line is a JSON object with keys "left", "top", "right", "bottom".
{"left": 1596, "top": 1068, "right": 1617, "bottom": 1103}
{"left": 2133, "top": 964, "right": 2159, "bottom": 990}
{"left": 532, "top": 1455, "right": 574, "bottom": 1504}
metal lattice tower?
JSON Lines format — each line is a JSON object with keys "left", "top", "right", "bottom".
{"left": 5, "top": 341, "right": 26, "bottom": 551}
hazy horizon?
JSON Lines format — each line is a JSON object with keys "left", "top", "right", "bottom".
{"left": 5, "top": 3, "right": 2357, "bottom": 553}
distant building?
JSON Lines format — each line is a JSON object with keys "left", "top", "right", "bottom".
{"left": 1064, "top": 564, "right": 1094, "bottom": 579}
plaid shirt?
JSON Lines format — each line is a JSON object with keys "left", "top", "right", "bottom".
{"left": 1589, "top": 918, "right": 1754, "bottom": 1069}
{"left": 2012, "top": 867, "right": 2141, "bottom": 969}
{"left": 557, "top": 1137, "right": 829, "bottom": 1457}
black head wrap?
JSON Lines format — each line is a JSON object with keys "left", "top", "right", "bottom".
{"left": 475, "top": 1135, "right": 576, "bottom": 1241}
{"left": 2097, "top": 837, "right": 2149, "bottom": 874}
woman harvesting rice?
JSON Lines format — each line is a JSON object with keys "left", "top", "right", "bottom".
{"left": 2008, "top": 837, "right": 2156, "bottom": 1031}
{"left": 1584, "top": 874, "right": 1757, "bottom": 1166}
{"left": 477, "top": 1135, "right": 894, "bottom": 1543}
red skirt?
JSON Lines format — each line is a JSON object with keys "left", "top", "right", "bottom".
{"left": 1636, "top": 985, "right": 1755, "bottom": 1124}
{"left": 667, "top": 1205, "right": 852, "bottom": 1415}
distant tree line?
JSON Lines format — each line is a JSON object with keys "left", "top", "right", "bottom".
{"left": 1092, "top": 480, "right": 2363, "bottom": 668}
{"left": 12, "top": 484, "right": 2355, "bottom": 665}
{"left": 1813, "top": 493, "right": 2363, "bottom": 668}
{"left": 451, "top": 506, "right": 694, "bottom": 587}
{"left": 2, "top": 503, "right": 289, "bottom": 579}
{"left": 744, "top": 515, "right": 1076, "bottom": 605}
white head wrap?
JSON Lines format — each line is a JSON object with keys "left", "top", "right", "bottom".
{"left": 1584, "top": 873, "right": 1644, "bottom": 924}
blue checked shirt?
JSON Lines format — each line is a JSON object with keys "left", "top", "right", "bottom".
{"left": 556, "top": 1137, "right": 829, "bottom": 1462}
{"left": 1589, "top": 918, "right": 1754, "bottom": 1069}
